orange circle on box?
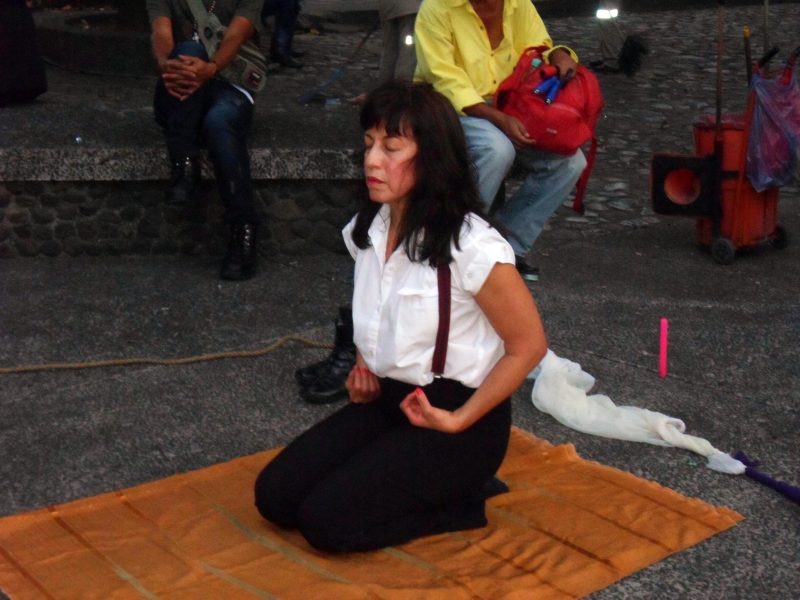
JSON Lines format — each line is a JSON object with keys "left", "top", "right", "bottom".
{"left": 664, "top": 168, "right": 701, "bottom": 205}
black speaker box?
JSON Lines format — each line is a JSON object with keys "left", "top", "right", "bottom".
{"left": 650, "top": 154, "right": 718, "bottom": 217}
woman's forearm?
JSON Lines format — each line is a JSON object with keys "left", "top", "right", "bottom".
{"left": 452, "top": 346, "right": 545, "bottom": 432}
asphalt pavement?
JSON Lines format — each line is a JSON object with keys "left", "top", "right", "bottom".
{"left": 1, "top": 2, "right": 799, "bottom": 599}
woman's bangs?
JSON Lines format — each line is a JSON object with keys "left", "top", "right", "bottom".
{"left": 360, "top": 94, "right": 415, "bottom": 138}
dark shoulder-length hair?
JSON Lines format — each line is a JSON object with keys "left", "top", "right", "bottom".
{"left": 350, "top": 80, "right": 485, "bottom": 266}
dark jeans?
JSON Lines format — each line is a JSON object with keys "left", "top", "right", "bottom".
{"left": 261, "top": 0, "right": 300, "bottom": 56}
{"left": 153, "top": 41, "right": 258, "bottom": 225}
{"left": 254, "top": 377, "right": 511, "bottom": 552}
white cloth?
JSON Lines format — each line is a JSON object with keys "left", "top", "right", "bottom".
{"left": 342, "top": 206, "right": 515, "bottom": 388}
{"left": 530, "top": 350, "right": 746, "bottom": 474}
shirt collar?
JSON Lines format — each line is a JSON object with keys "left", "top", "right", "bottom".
{"left": 446, "top": 0, "right": 519, "bottom": 10}
{"left": 367, "top": 204, "right": 391, "bottom": 260}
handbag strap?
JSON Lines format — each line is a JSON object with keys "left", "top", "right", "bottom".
{"left": 432, "top": 262, "right": 451, "bottom": 377}
{"left": 185, "top": 0, "right": 210, "bottom": 27}
{"left": 571, "top": 135, "right": 597, "bottom": 215}
{"left": 185, "top": 0, "right": 216, "bottom": 57}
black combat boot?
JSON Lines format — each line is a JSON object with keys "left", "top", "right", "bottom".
{"left": 220, "top": 223, "right": 258, "bottom": 281}
{"left": 298, "top": 306, "right": 355, "bottom": 404}
{"left": 169, "top": 156, "right": 201, "bottom": 204}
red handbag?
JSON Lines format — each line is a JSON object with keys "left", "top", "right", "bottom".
{"left": 495, "top": 46, "right": 604, "bottom": 213}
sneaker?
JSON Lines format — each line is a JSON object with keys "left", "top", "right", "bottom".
{"left": 515, "top": 256, "right": 540, "bottom": 282}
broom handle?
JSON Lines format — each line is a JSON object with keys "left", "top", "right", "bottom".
{"left": 716, "top": 1, "right": 724, "bottom": 136}
{"left": 743, "top": 26, "right": 752, "bottom": 85}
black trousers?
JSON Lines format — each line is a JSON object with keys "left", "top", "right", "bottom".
{"left": 254, "top": 378, "right": 511, "bottom": 552}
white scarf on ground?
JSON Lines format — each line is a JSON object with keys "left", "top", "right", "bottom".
{"left": 529, "top": 350, "right": 746, "bottom": 475}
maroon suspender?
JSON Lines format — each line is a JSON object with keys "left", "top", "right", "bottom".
{"left": 432, "top": 262, "right": 451, "bottom": 377}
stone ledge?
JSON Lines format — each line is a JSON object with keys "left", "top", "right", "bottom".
{"left": 0, "top": 179, "right": 361, "bottom": 259}
{"left": 0, "top": 147, "right": 362, "bottom": 182}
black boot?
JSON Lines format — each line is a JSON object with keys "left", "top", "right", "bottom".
{"left": 220, "top": 223, "right": 258, "bottom": 281}
{"left": 296, "top": 306, "right": 354, "bottom": 386}
{"left": 169, "top": 156, "right": 200, "bottom": 204}
{"left": 272, "top": 52, "right": 304, "bottom": 69}
{"left": 298, "top": 306, "right": 355, "bottom": 403}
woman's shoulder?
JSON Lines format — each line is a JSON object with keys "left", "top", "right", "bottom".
{"left": 452, "top": 213, "right": 515, "bottom": 266}
{"left": 458, "top": 213, "right": 508, "bottom": 249}
{"left": 451, "top": 214, "right": 515, "bottom": 294}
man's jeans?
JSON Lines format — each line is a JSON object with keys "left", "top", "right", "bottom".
{"left": 261, "top": 0, "right": 300, "bottom": 56}
{"left": 154, "top": 41, "right": 258, "bottom": 225}
{"left": 460, "top": 116, "right": 586, "bottom": 256}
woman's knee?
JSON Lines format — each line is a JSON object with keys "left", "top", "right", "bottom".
{"left": 296, "top": 499, "right": 355, "bottom": 553}
{"left": 253, "top": 465, "right": 297, "bottom": 529}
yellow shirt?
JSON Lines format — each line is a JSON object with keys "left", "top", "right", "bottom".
{"left": 414, "top": 0, "right": 575, "bottom": 113}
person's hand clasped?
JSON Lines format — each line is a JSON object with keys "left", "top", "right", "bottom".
{"left": 346, "top": 365, "right": 381, "bottom": 404}
{"left": 399, "top": 387, "right": 462, "bottom": 433}
{"left": 161, "top": 55, "right": 217, "bottom": 101}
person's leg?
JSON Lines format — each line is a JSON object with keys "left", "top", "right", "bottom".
{"left": 153, "top": 41, "right": 209, "bottom": 202}
{"left": 295, "top": 379, "right": 512, "bottom": 552}
{"left": 202, "top": 84, "right": 257, "bottom": 225}
{"left": 254, "top": 400, "right": 395, "bottom": 529}
{"left": 494, "top": 149, "right": 587, "bottom": 256}
{"left": 153, "top": 41, "right": 210, "bottom": 163}
{"left": 459, "top": 116, "right": 516, "bottom": 212}
{"left": 202, "top": 83, "right": 259, "bottom": 279}
{"left": 266, "top": 0, "right": 302, "bottom": 67}
{"left": 378, "top": 17, "right": 398, "bottom": 83}
{"left": 392, "top": 14, "right": 418, "bottom": 81}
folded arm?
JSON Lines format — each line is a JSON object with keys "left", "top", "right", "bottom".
{"left": 400, "top": 263, "right": 547, "bottom": 433}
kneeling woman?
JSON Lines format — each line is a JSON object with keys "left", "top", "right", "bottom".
{"left": 254, "top": 81, "right": 547, "bottom": 552}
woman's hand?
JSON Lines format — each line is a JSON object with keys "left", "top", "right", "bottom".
{"left": 346, "top": 366, "right": 381, "bottom": 404}
{"left": 399, "top": 387, "right": 463, "bottom": 433}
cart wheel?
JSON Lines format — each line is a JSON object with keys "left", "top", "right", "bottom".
{"left": 773, "top": 225, "right": 789, "bottom": 250}
{"left": 711, "top": 237, "right": 736, "bottom": 264}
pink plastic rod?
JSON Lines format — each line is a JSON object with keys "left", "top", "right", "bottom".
{"left": 659, "top": 318, "right": 669, "bottom": 378}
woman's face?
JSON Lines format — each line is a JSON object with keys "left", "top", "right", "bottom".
{"left": 363, "top": 124, "right": 418, "bottom": 209}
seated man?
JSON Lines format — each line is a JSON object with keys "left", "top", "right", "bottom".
{"left": 147, "top": 0, "right": 262, "bottom": 281}
{"left": 414, "top": 0, "right": 587, "bottom": 281}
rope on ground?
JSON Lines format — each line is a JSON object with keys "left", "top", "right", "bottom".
{"left": 0, "top": 335, "right": 334, "bottom": 375}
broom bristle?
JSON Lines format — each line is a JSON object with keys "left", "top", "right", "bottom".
{"left": 617, "top": 34, "right": 649, "bottom": 77}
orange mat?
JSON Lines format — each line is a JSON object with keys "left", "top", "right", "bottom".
{"left": 0, "top": 428, "right": 742, "bottom": 599}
